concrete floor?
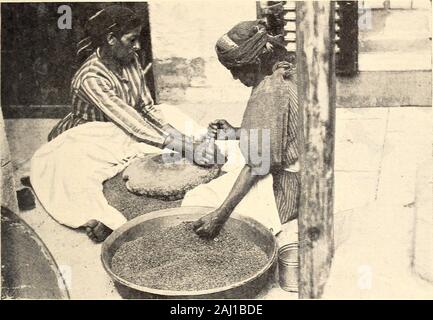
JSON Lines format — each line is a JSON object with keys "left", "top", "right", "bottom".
{"left": 3, "top": 106, "right": 433, "bottom": 299}
{"left": 323, "top": 107, "right": 433, "bottom": 299}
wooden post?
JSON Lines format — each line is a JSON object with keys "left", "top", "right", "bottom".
{"left": 296, "top": 1, "right": 336, "bottom": 299}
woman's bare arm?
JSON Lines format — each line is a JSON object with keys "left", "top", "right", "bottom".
{"left": 193, "top": 164, "right": 264, "bottom": 238}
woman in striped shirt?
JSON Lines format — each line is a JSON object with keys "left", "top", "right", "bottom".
{"left": 31, "top": 6, "right": 214, "bottom": 242}
{"left": 49, "top": 6, "right": 198, "bottom": 155}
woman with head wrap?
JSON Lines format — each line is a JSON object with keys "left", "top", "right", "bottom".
{"left": 192, "top": 17, "right": 299, "bottom": 239}
{"left": 31, "top": 5, "right": 215, "bottom": 242}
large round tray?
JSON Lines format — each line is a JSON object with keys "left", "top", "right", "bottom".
{"left": 101, "top": 206, "right": 278, "bottom": 299}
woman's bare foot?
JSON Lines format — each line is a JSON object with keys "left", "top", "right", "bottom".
{"left": 83, "top": 220, "right": 113, "bottom": 243}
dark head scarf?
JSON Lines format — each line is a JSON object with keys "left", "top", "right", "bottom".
{"left": 215, "top": 22, "right": 296, "bottom": 82}
{"left": 77, "top": 5, "right": 142, "bottom": 58}
{"left": 215, "top": 16, "right": 287, "bottom": 70}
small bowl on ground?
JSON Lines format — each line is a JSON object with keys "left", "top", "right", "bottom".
{"left": 278, "top": 243, "right": 299, "bottom": 292}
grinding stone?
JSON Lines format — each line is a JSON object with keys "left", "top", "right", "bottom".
{"left": 122, "top": 154, "right": 222, "bottom": 201}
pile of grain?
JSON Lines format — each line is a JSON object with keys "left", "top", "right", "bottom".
{"left": 111, "top": 222, "right": 268, "bottom": 291}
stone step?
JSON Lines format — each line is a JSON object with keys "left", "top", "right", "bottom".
{"left": 361, "top": 0, "right": 431, "bottom": 10}
{"left": 359, "top": 52, "right": 431, "bottom": 71}
{"left": 360, "top": 38, "right": 431, "bottom": 53}
{"left": 359, "top": 7, "right": 431, "bottom": 53}
{"left": 337, "top": 70, "right": 431, "bottom": 107}
{"left": 348, "top": 2, "right": 431, "bottom": 108}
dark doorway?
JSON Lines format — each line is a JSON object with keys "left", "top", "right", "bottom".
{"left": 1, "top": 2, "right": 155, "bottom": 116}
{"left": 256, "top": 1, "right": 359, "bottom": 76}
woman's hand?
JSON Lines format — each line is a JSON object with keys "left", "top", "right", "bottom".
{"left": 163, "top": 131, "right": 225, "bottom": 167}
{"left": 193, "top": 208, "right": 229, "bottom": 239}
{"left": 191, "top": 141, "right": 216, "bottom": 167}
{"left": 191, "top": 139, "right": 226, "bottom": 167}
{"left": 208, "top": 119, "right": 237, "bottom": 140}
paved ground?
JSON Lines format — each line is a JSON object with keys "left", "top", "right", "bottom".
{"left": 4, "top": 106, "right": 433, "bottom": 299}
{"left": 323, "top": 107, "right": 433, "bottom": 299}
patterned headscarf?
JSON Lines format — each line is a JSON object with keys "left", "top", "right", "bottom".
{"left": 77, "top": 5, "right": 142, "bottom": 57}
{"left": 216, "top": 20, "right": 278, "bottom": 69}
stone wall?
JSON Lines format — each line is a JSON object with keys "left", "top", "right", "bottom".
{"left": 148, "top": 1, "right": 256, "bottom": 128}
{"left": 148, "top": 1, "right": 432, "bottom": 124}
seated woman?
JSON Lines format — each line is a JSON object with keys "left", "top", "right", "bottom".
{"left": 30, "top": 6, "right": 213, "bottom": 243}
{"left": 190, "top": 19, "right": 300, "bottom": 239}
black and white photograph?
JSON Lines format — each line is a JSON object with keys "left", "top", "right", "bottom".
{"left": 0, "top": 0, "right": 432, "bottom": 301}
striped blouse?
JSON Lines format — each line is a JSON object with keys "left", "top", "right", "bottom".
{"left": 48, "top": 49, "right": 168, "bottom": 148}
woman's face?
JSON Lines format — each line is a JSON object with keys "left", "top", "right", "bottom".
{"left": 230, "top": 65, "right": 259, "bottom": 87}
{"left": 111, "top": 26, "right": 142, "bottom": 64}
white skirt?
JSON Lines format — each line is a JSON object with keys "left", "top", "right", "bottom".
{"left": 30, "top": 121, "right": 162, "bottom": 229}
